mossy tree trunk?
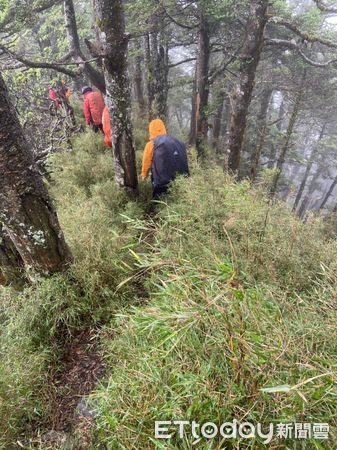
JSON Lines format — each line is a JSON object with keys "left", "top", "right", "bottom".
{"left": 195, "top": 10, "right": 210, "bottom": 158}
{"left": 64, "top": 0, "right": 106, "bottom": 93}
{"left": 293, "top": 123, "right": 326, "bottom": 212}
{"left": 227, "top": 0, "right": 269, "bottom": 173}
{"left": 267, "top": 97, "right": 285, "bottom": 169}
{"left": 250, "top": 88, "right": 273, "bottom": 180}
{"left": 0, "top": 224, "right": 25, "bottom": 286}
{"left": 188, "top": 70, "right": 197, "bottom": 146}
{"left": 212, "top": 88, "right": 226, "bottom": 153}
{"left": 144, "top": 20, "right": 169, "bottom": 121}
{"left": 133, "top": 39, "right": 146, "bottom": 115}
{"left": 0, "top": 73, "right": 72, "bottom": 275}
{"left": 298, "top": 167, "right": 322, "bottom": 218}
{"left": 319, "top": 175, "right": 337, "bottom": 211}
{"left": 269, "top": 71, "right": 306, "bottom": 198}
{"left": 94, "top": 0, "right": 138, "bottom": 191}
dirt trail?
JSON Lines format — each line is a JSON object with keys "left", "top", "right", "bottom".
{"left": 28, "top": 330, "right": 106, "bottom": 449}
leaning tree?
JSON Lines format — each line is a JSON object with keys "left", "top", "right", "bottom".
{"left": 0, "top": 72, "right": 72, "bottom": 278}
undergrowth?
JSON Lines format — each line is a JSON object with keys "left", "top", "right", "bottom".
{"left": 1, "top": 131, "right": 337, "bottom": 449}
{"left": 0, "top": 132, "right": 147, "bottom": 447}
{"left": 92, "top": 168, "right": 337, "bottom": 449}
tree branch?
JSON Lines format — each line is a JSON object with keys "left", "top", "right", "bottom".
{"left": 0, "top": 44, "right": 77, "bottom": 77}
{"left": 270, "top": 16, "right": 337, "bottom": 49}
{"left": 154, "top": 0, "right": 197, "bottom": 30}
{"left": 265, "top": 38, "right": 337, "bottom": 67}
{"left": 0, "top": 0, "right": 62, "bottom": 31}
{"left": 169, "top": 57, "right": 196, "bottom": 68}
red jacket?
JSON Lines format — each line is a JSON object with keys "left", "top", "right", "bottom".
{"left": 83, "top": 91, "right": 105, "bottom": 125}
{"left": 49, "top": 87, "right": 61, "bottom": 108}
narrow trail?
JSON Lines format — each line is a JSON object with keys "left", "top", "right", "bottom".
{"left": 27, "top": 206, "right": 160, "bottom": 449}
{"left": 28, "top": 331, "right": 106, "bottom": 449}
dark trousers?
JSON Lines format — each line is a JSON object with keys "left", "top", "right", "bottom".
{"left": 152, "top": 184, "right": 168, "bottom": 199}
{"left": 92, "top": 123, "right": 103, "bottom": 133}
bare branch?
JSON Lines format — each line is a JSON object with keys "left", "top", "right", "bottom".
{"left": 0, "top": 44, "right": 77, "bottom": 77}
{"left": 270, "top": 16, "right": 337, "bottom": 49}
{"left": 169, "top": 57, "right": 196, "bottom": 68}
{"left": 266, "top": 38, "right": 337, "bottom": 67}
{"left": 154, "top": 0, "right": 198, "bottom": 30}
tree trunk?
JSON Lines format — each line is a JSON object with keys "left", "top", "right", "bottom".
{"left": 195, "top": 11, "right": 210, "bottom": 158}
{"left": 212, "top": 88, "right": 226, "bottom": 152}
{"left": 64, "top": 0, "right": 106, "bottom": 93}
{"left": 267, "top": 97, "right": 285, "bottom": 169}
{"left": 153, "top": 44, "right": 169, "bottom": 120}
{"left": 189, "top": 69, "right": 197, "bottom": 146}
{"left": 133, "top": 39, "right": 146, "bottom": 115}
{"left": 298, "top": 167, "right": 321, "bottom": 218}
{"left": 250, "top": 88, "right": 273, "bottom": 180}
{"left": 94, "top": 0, "right": 138, "bottom": 191}
{"left": 319, "top": 175, "right": 337, "bottom": 211}
{"left": 0, "top": 73, "right": 72, "bottom": 274}
{"left": 293, "top": 123, "right": 326, "bottom": 212}
{"left": 269, "top": 71, "right": 306, "bottom": 198}
{"left": 144, "top": 24, "right": 169, "bottom": 121}
{"left": 227, "top": 0, "right": 269, "bottom": 173}
{"left": 144, "top": 33, "right": 155, "bottom": 120}
{"left": 0, "top": 224, "right": 25, "bottom": 286}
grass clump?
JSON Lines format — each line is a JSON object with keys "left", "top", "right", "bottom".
{"left": 92, "top": 166, "right": 337, "bottom": 448}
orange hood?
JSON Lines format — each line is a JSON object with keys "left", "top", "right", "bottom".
{"left": 149, "top": 119, "right": 167, "bottom": 140}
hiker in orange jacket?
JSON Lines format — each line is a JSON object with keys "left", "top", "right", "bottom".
{"left": 141, "top": 119, "right": 189, "bottom": 198}
{"left": 141, "top": 119, "right": 167, "bottom": 180}
{"left": 102, "top": 106, "right": 112, "bottom": 148}
{"left": 82, "top": 86, "right": 105, "bottom": 133}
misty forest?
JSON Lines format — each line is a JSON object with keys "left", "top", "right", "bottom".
{"left": 1, "top": 0, "right": 337, "bottom": 448}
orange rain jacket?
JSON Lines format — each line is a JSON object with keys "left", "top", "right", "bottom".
{"left": 141, "top": 119, "right": 167, "bottom": 179}
{"left": 83, "top": 91, "right": 105, "bottom": 126}
{"left": 102, "top": 106, "right": 112, "bottom": 147}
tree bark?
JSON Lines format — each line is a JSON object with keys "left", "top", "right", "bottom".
{"left": 267, "top": 97, "right": 285, "bottom": 169}
{"left": 188, "top": 69, "right": 197, "bottom": 146}
{"left": 250, "top": 88, "right": 273, "bottom": 180}
{"left": 298, "top": 167, "right": 321, "bottom": 218}
{"left": 293, "top": 123, "right": 326, "bottom": 212}
{"left": 144, "top": 33, "right": 155, "bottom": 120}
{"left": 195, "top": 10, "right": 210, "bottom": 157}
{"left": 144, "top": 24, "right": 169, "bottom": 121}
{"left": 0, "top": 224, "right": 25, "bottom": 286}
{"left": 64, "top": 0, "right": 106, "bottom": 93}
{"left": 227, "top": 0, "right": 269, "bottom": 173}
{"left": 133, "top": 39, "right": 146, "bottom": 115}
{"left": 94, "top": 0, "right": 138, "bottom": 191}
{"left": 212, "top": 88, "right": 226, "bottom": 152}
{"left": 153, "top": 44, "right": 169, "bottom": 120}
{"left": 269, "top": 71, "right": 306, "bottom": 198}
{"left": 319, "top": 175, "right": 337, "bottom": 211}
{"left": 0, "top": 73, "right": 72, "bottom": 274}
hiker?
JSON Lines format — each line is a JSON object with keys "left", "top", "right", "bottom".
{"left": 102, "top": 106, "right": 112, "bottom": 148}
{"left": 141, "top": 119, "right": 189, "bottom": 198}
{"left": 49, "top": 86, "right": 61, "bottom": 109}
{"left": 82, "top": 86, "right": 105, "bottom": 132}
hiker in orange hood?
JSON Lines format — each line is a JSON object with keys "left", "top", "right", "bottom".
{"left": 102, "top": 106, "right": 112, "bottom": 148}
{"left": 141, "top": 119, "right": 189, "bottom": 198}
{"left": 141, "top": 119, "right": 167, "bottom": 180}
